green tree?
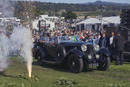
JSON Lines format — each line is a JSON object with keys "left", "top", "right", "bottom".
{"left": 64, "top": 11, "right": 77, "bottom": 20}
{"left": 35, "top": 8, "right": 44, "bottom": 17}
{"left": 14, "top": 1, "right": 36, "bottom": 23}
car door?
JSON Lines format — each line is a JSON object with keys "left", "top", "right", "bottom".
{"left": 44, "top": 37, "right": 58, "bottom": 59}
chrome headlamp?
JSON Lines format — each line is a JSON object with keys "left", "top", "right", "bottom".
{"left": 94, "top": 45, "right": 100, "bottom": 51}
{"left": 96, "top": 54, "right": 100, "bottom": 59}
{"left": 88, "top": 54, "right": 92, "bottom": 59}
{"left": 81, "top": 45, "right": 87, "bottom": 52}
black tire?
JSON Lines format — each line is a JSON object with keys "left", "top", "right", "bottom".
{"left": 84, "top": 61, "right": 90, "bottom": 71}
{"left": 37, "top": 49, "right": 45, "bottom": 65}
{"left": 37, "top": 52, "right": 43, "bottom": 65}
{"left": 97, "top": 55, "right": 110, "bottom": 71}
{"left": 120, "top": 53, "right": 124, "bottom": 65}
{"left": 68, "top": 54, "right": 83, "bottom": 73}
{"left": 32, "top": 47, "right": 38, "bottom": 58}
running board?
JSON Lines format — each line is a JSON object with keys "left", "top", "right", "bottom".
{"left": 41, "top": 59, "right": 62, "bottom": 64}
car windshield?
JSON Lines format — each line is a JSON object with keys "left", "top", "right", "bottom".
{"left": 40, "top": 36, "right": 99, "bottom": 45}
{"left": 50, "top": 36, "right": 77, "bottom": 44}
{"left": 41, "top": 36, "right": 78, "bottom": 44}
{"left": 57, "top": 36, "right": 76, "bottom": 42}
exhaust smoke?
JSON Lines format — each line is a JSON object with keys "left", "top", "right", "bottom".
{"left": 0, "top": 0, "right": 33, "bottom": 78}
{"left": 11, "top": 26, "right": 33, "bottom": 78}
{"left": 0, "top": 33, "right": 10, "bottom": 72}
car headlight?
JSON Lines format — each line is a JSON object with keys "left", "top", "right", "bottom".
{"left": 94, "top": 45, "right": 99, "bottom": 51}
{"left": 88, "top": 54, "right": 92, "bottom": 59}
{"left": 96, "top": 54, "right": 100, "bottom": 59}
{"left": 81, "top": 45, "right": 87, "bottom": 52}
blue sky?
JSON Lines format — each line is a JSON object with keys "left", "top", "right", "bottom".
{"left": 31, "top": 0, "right": 130, "bottom": 4}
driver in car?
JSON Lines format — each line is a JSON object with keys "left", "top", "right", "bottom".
{"left": 40, "top": 32, "right": 49, "bottom": 43}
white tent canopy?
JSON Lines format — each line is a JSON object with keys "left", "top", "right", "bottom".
{"left": 77, "top": 18, "right": 101, "bottom": 25}
{"left": 77, "top": 16, "right": 120, "bottom": 25}
{"left": 102, "top": 16, "right": 120, "bottom": 24}
{"left": 76, "top": 16, "right": 120, "bottom": 30}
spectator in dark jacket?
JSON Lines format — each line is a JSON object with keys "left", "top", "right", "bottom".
{"left": 109, "top": 32, "right": 124, "bottom": 65}
{"left": 115, "top": 33, "right": 124, "bottom": 65}
{"left": 98, "top": 32, "right": 103, "bottom": 48}
{"left": 99, "top": 32, "right": 108, "bottom": 48}
{"left": 109, "top": 32, "right": 116, "bottom": 61}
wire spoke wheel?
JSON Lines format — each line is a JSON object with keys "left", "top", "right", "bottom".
{"left": 68, "top": 54, "right": 83, "bottom": 73}
{"left": 97, "top": 55, "right": 110, "bottom": 71}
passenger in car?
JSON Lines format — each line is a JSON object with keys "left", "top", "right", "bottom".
{"left": 40, "top": 32, "right": 49, "bottom": 43}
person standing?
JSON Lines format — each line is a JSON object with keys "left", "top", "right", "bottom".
{"left": 115, "top": 32, "right": 124, "bottom": 65}
{"left": 98, "top": 32, "right": 103, "bottom": 48}
{"left": 109, "top": 32, "right": 123, "bottom": 65}
{"left": 109, "top": 32, "right": 116, "bottom": 62}
{"left": 101, "top": 32, "right": 108, "bottom": 48}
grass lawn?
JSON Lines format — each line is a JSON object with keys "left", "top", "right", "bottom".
{"left": 0, "top": 56, "right": 130, "bottom": 87}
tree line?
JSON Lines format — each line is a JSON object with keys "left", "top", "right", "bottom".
{"left": 12, "top": 1, "right": 130, "bottom": 20}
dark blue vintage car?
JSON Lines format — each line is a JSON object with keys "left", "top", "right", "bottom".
{"left": 33, "top": 36, "right": 110, "bottom": 73}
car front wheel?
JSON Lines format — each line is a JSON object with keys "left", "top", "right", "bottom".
{"left": 97, "top": 55, "right": 110, "bottom": 71}
{"left": 68, "top": 54, "right": 83, "bottom": 73}
{"left": 37, "top": 50, "right": 45, "bottom": 65}
{"left": 37, "top": 52, "right": 43, "bottom": 65}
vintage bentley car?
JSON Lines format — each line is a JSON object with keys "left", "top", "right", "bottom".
{"left": 33, "top": 36, "right": 110, "bottom": 73}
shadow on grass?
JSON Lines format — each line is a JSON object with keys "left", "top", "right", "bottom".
{"left": 0, "top": 72, "right": 18, "bottom": 79}
{"left": 33, "top": 61, "right": 94, "bottom": 73}
{"left": 0, "top": 72, "right": 33, "bottom": 81}
{"left": 33, "top": 61, "right": 69, "bottom": 72}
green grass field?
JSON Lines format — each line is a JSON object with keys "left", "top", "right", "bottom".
{"left": 0, "top": 56, "right": 130, "bottom": 87}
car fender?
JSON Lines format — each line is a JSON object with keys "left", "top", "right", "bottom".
{"left": 66, "top": 48, "right": 84, "bottom": 58}
{"left": 57, "top": 45, "right": 67, "bottom": 58}
{"left": 96, "top": 48, "right": 110, "bottom": 57}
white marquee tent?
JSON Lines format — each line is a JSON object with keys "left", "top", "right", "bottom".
{"left": 77, "top": 18, "right": 101, "bottom": 25}
{"left": 102, "top": 16, "right": 120, "bottom": 25}
{"left": 76, "top": 16, "right": 120, "bottom": 30}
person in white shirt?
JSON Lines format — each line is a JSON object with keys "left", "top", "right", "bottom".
{"left": 110, "top": 32, "right": 115, "bottom": 45}
{"left": 109, "top": 31, "right": 122, "bottom": 65}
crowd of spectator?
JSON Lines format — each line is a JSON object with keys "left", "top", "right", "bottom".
{"left": 33, "top": 28, "right": 123, "bottom": 65}
{"left": 33, "top": 29, "right": 101, "bottom": 44}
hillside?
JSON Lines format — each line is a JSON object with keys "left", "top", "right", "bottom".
{"left": 13, "top": 1, "right": 130, "bottom": 18}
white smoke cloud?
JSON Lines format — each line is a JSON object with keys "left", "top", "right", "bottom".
{"left": 0, "top": 33, "right": 10, "bottom": 71}
{"left": 0, "top": 0, "right": 14, "bottom": 17}
{"left": 11, "top": 26, "right": 33, "bottom": 64}
{"left": 0, "top": 0, "right": 33, "bottom": 76}
{"left": 0, "top": 26, "right": 33, "bottom": 72}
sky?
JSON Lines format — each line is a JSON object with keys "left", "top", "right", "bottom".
{"left": 30, "top": 0, "right": 130, "bottom": 4}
